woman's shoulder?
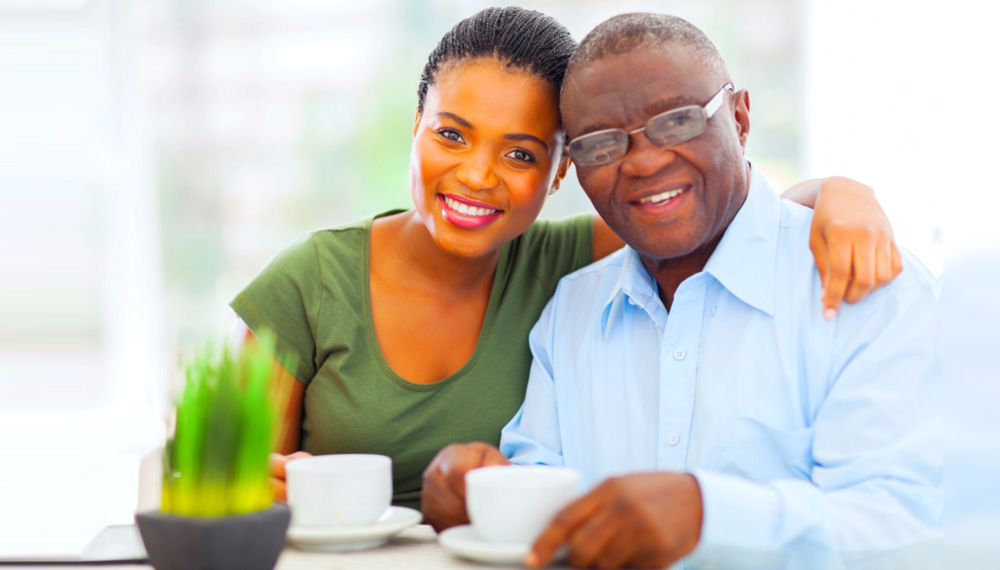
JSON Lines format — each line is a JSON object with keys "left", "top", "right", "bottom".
{"left": 509, "top": 213, "right": 594, "bottom": 275}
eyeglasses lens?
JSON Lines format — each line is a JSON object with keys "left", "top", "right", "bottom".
{"left": 646, "top": 108, "right": 706, "bottom": 147}
{"left": 569, "top": 131, "right": 628, "bottom": 167}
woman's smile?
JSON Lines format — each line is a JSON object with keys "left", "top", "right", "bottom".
{"left": 438, "top": 194, "right": 504, "bottom": 229}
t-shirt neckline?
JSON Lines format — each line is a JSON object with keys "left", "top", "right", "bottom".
{"left": 361, "top": 210, "right": 510, "bottom": 392}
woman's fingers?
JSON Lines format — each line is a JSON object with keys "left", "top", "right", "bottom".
{"left": 271, "top": 477, "right": 287, "bottom": 501}
{"left": 845, "top": 240, "right": 877, "bottom": 304}
{"left": 821, "top": 232, "right": 853, "bottom": 319}
{"left": 269, "top": 451, "right": 313, "bottom": 479}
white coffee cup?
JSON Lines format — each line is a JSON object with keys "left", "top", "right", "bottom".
{"left": 466, "top": 465, "right": 581, "bottom": 544}
{"left": 285, "top": 454, "right": 392, "bottom": 528}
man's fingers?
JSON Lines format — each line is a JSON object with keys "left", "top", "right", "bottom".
{"left": 821, "top": 238, "right": 852, "bottom": 319}
{"left": 481, "top": 446, "right": 511, "bottom": 467}
{"left": 421, "top": 464, "right": 469, "bottom": 532}
{"left": 566, "top": 507, "right": 623, "bottom": 569}
{"left": 527, "top": 492, "right": 604, "bottom": 569}
{"left": 845, "top": 241, "right": 877, "bottom": 304}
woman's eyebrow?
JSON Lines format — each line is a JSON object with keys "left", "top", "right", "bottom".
{"left": 436, "top": 112, "right": 474, "bottom": 130}
{"left": 505, "top": 133, "right": 549, "bottom": 152}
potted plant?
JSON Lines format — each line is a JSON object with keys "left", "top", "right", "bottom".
{"left": 136, "top": 334, "right": 292, "bottom": 570}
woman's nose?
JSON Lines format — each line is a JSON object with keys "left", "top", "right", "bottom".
{"left": 455, "top": 151, "right": 500, "bottom": 191}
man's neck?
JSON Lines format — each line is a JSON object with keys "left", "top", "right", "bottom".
{"left": 643, "top": 166, "right": 751, "bottom": 311}
{"left": 641, "top": 232, "right": 725, "bottom": 311}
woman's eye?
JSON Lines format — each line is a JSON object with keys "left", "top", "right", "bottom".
{"left": 506, "top": 149, "right": 536, "bottom": 163}
{"left": 438, "top": 129, "right": 465, "bottom": 143}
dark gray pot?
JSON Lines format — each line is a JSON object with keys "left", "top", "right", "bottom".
{"left": 135, "top": 503, "right": 290, "bottom": 570}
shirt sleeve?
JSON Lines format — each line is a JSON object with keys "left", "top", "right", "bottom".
{"left": 499, "top": 292, "right": 566, "bottom": 467}
{"left": 689, "top": 272, "right": 943, "bottom": 568}
{"left": 522, "top": 215, "right": 594, "bottom": 284}
{"left": 229, "top": 233, "right": 322, "bottom": 384}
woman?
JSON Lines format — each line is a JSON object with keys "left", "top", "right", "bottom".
{"left": 232, "top": 7, "right": 901, "bottom": 511}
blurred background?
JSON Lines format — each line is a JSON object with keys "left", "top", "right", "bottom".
{"left": 0, "top": 0, "right": 990, "bottom": 556}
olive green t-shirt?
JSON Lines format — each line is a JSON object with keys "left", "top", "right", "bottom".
{"left": 230, "top": 211, "right": 593, "bottom": 510}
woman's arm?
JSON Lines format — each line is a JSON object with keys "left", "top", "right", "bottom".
{"left": 235, "top": 318, "right": 310, "bottom": 500}
{"left": 591, "top": 214, "right": 625, "bottom": 261}
{"left": 590, "top": 175, "right": 904, "bottom": 318}
{"left": 783, "top": 176, "right": 903, "bottom": 319}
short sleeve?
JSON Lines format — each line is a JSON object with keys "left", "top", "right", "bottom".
{"left": 230, "top": 233, "right": 321, "bottom": 383}
{"left": 519, "top": 215, "right": 594, "bottom": 284}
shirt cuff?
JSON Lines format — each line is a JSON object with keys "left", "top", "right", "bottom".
{"left": 691, "top": 469, "right": 781, "bottom": 552}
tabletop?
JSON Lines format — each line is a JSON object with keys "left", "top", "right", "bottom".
{"left": 0, "top": 525, "right": 574, "bottom": 570}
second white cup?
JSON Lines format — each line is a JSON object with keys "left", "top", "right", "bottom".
{"left": 466, "top": 465, "right": 581, "bottom": 544}
{"left": 285, "top": 454, "right": 392, "bottom": 528}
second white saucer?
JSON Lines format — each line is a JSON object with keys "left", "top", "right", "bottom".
{"left": 286, "top": 506, "right": 422, "bottom": 552}
{"left": 438, "top": 524, "right": 529, "bottom": 565}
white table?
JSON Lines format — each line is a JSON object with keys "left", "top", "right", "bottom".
{"left": 0, "top": 525, "right": 570, "bottom": 570}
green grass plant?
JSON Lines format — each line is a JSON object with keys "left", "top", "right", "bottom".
{"left": 162, "top": 332, "right": 287, "bottom": 517}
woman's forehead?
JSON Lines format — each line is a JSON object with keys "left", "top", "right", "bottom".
{"left": 427, "top": 59, "right": 562, "bottom": 135}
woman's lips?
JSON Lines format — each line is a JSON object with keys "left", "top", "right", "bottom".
{"left": 438, "top": 195, "right": 504, "bottom": 229}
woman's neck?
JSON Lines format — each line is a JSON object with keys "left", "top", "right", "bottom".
{"left": 377, "top": 211, "right": 501, "bottom": 295}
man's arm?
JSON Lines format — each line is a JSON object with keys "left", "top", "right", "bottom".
{"left": 498, "top": 295, "right": 566, "bottom": 466}
{"left": 688, "top": 273, "right": 941, "bottom": 567}
{"left": 528, "top": 265, "right": 942, "bottom": 569}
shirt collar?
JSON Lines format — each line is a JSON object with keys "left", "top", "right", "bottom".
{"left": 703, "top": 164, "right": 780, "bottom": 316}
{"left": 599, "top": 163, "right": 781, "bottom": 336}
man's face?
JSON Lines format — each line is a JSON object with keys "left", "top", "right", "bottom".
{"left": 561, "top": 43, "right": 751, "bottom": 264}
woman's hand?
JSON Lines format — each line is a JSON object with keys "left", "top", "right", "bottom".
{"left": 270, "top": 451, "right": 313, "bottom": 501}
{"left": 810, "top": 176, "right": 903, "bottom": 318}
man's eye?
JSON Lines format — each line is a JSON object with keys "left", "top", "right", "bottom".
{"left": 438, "top": 129, "right": 465, "bottom": 143}
{"left": 667, "top": 115, "right": 690, "bottom": 127}
{"left": 506, "top": 149, "right": 536, "bottom": 163}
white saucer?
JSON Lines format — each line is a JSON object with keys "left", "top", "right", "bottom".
{"left": 438, "top": 524, "right": 530, "bottom": 565}
{"left": 286, "top": 506, "right": 422, "bottom": 552}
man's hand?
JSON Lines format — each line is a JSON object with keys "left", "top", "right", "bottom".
{"left": 269, "top": 451, "right": 312, "bottom": 501}
{"left": 810, "top": 176, "right": 903, "bottom": 319}
{"left": 526, "top": 473, "right": 703, "bottom": 569}
{"left": 422, "top": 442, "right": 510, "bottom": 532}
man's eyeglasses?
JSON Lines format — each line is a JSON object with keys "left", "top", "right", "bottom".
{"left": 567, "top": 83, "right": 735, "bottom": 167}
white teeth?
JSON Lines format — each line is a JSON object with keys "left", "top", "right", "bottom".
{"left": 444, "top": 196, "right": 499, "bottom": 216}
{"left": 638, "top": 187, "right": 686, "bottom": 205}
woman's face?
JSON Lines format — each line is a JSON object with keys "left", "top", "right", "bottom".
{"left": 410, "top": 58, "right": 567, "bottom": 259}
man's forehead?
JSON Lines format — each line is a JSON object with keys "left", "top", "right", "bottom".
{"left": 562, "top": 44, "right": 712, "bottom": 126}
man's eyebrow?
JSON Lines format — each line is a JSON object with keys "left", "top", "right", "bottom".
{"left": 505, "top": 133, "right": 549, "bottom": 152}
{"left": 645, "top": 95, "right": 696, "bottom": 116}
{"left": 572, "top": 95, "right": 696, "bottom": 137}
{"left": 436, "top": 112, "right": 474, "bottom": 130}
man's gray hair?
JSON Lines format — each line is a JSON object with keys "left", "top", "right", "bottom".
{"left": 568, "top": 13, "right": 731, "bottom": 83}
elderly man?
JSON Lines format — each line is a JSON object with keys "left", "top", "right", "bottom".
{"left": 422, "top": 13, "right": 941, "bottom": 570}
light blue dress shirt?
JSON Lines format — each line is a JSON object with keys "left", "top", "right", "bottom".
{"left": 500, "top": 166, "right": 942, "bottom": 569}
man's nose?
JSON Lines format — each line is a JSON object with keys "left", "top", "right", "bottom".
{"left": 620, "top": 133, "right": 677, "bottom": 178}
{"left": 455, "top": 150, "right": 500, "bottom": 191}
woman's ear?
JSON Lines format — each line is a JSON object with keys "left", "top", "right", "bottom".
{"left": 413, "top": 109, "right": 422, "bottom": 138}
{"left": 549, "top": 155, "right": 571, "bottom": 195}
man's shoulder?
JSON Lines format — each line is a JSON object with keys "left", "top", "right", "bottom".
{"left": 553, "top": 247, "right": 629, "bottom": 297}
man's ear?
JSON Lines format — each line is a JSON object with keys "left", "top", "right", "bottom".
{"left": 413, "top": 108, "right": 422, "bottom": 138}
{"left": 734, "top": 89, "right": 750, "bottom": 150}
{"left": 550, "top": 155, "right": 571, "bottom": 194}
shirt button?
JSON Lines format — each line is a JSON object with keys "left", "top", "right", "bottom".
{"left": 673, "top": 348, "right": 686, "bottom": 360}
{"left": 627, "top": 297, "right": 637, "bottom": 306}
{"left": 711, "top": 306, "right": 718, "bottom": 316}
{"left": 668, "top": 433, "right": 680, "bottom": 446}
